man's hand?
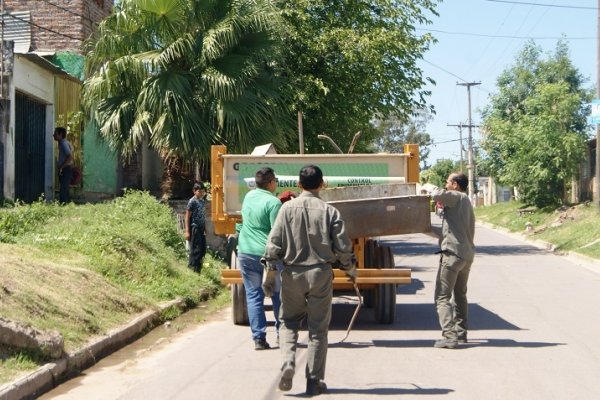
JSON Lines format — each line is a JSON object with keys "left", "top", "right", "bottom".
{"left": 342, "top": 265, "right": 357, "bottom": 283}
{"left": 262, "top": 269, "right": 277, "bottom": 297}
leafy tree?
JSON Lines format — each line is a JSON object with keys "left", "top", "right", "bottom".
{"left": 276, "top": 0, "right": 439, "bottom": 153}
{"left": 371, "top": 107, "right": 433, "bottom": 168}
{"left": 421, "top": 159, "right": 461, "bottom": 187}
{"left": 480, "top": 41, "right": 592, "bottom": 207}
{"left": 83, "top": 0, "right": 293, "bottom": 163}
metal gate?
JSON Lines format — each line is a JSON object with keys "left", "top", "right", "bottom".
{"left": 15, "top": 92, "right": 46, "bottom": 203}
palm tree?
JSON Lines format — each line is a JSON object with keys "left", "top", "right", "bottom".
{"left": 83, "top": 0, "right": 293, "bottom": 195}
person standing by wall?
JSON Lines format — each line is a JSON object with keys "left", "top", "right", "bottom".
{"left": 425, "top": 172, "right": 475, "bottom": 349}
{"left": 263, "top": 165, "right": 355, "bottom": 396}
{"left": 237, "top": 167, "right": 282, "bottom": 350}
{"left": 185, "top": 182, "right": 207, "bottom": 273}
{"left": 52, "top": 127, "right": 73, "bottom": 204}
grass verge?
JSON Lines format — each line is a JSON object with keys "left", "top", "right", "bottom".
{"left": 474, "top": 201, "right": 600, "bottom": 259}
{"left": 0, "top": 191, "right": 228, "bottom": 385}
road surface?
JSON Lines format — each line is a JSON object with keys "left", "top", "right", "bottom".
{"left": 40, "top": 219, "right": 600, "bottom": 399}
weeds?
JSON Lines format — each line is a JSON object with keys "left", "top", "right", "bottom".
{"left": 0, "top": 191, "right": 228, "bottom": 383}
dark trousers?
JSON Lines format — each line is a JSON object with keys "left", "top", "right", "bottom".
{"left": 188, "top": 226, "right": 206, "bottom": 273}
{"left": 435, "top": 252, "right": 472, "bottom": 340}
{"left": 59, "top": 166, "right": 73, "bottom": 203}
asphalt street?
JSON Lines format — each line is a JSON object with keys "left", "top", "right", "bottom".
{"left": 39, "top": 217, "right": 600, "bottom": 400}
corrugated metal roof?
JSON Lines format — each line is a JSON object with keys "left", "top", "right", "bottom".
{"left": 0, "top": 11, "right": 32, "bottom": 53}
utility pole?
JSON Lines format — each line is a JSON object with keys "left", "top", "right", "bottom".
{"left": 298, "top": 111, "right": 304, "bottom": 154}
{"left": 457, "top": 81, "right": 481, "bottom": 204}
{"left": 447, "top": 122, "right": 466, "bottom": 172}
{"left": 596, "top": 0, "right": 600, "bottom": 210}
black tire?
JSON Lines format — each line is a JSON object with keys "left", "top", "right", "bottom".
{"left": 362, "top": 239, "right": 376, "bottom": 308}
{"left": 374, "top": 283, "right": 396, "bottom": 324}
{"left": 228, "top": 235, "right": 249, "bottom": 326}
{"left": 373, "top": 244, "right": 397, "bottom": 324}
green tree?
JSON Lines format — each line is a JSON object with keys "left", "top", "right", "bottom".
{"left": 421, "top": 159, "right": 461, "bottom": 187}
{"left": 480, "top": 40, "right": 592, "bottom": 207}
{"left": 371, "top": 107, "right": 433, "bottom": 168}
{"left": 83, "top": 0, "right": 293, "bottom": 163}
{"left": 277, "top": 0, "right": 439, "bottom": 153}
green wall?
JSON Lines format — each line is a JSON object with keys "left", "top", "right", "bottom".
{"left": 83, "top": 122, "right": 117, "bottom": 194}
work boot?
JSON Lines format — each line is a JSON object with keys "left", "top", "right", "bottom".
{"left": 278, "top": 361, "right": 295, "bottom": 391}
{"left": 434, "top": 338, "right": 458, "bottom": 349}
{"left": 254, "top": 338, "right": 270, "bottom": 350}
{"left": 306, "top": 378, "right": 327, "bottom": 396}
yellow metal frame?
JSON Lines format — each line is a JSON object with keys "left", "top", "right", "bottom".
{"left": 212, "top": 144, "right": 419, "bottom": 286}
{"left": 211, "top": 145, "right": 241, "bottom": 235}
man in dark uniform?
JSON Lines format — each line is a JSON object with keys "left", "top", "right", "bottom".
{"left": 427, "top": 172, "right": 475, "bottom": 349}
{"left": 263, "top": 165, "right": 355, "bottom": 396}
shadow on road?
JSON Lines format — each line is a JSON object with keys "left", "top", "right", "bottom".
{"left": 328, "top": 302, "right": 521, "bottom": 332}
{"left": 369, "top": 338, "right": 564, "bottom": 349}
{"left": 306, "top": 386, "right": 453, "bottom": 396}
{"left": 475, "top": 244, "right": 547, "bottom": 256}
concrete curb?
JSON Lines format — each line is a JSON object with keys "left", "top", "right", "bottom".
{"left": 0, "top": 298, "right": 184, "bottom": 400}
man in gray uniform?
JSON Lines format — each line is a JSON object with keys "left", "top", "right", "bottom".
{"left": 428, "top": 172, "right": 475, "bottom": 349}
{"left": 263, "top": 165, "right": 355, "bottom": 396}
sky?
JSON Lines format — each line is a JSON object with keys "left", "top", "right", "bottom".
{"left": 416, "top": 0, "right": 598, "bottom": 166}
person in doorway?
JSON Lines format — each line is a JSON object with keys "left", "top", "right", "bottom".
{"left": 237, "top": 167, "right": 282, "bottom": 350}
{"left": 425, "top": 172, "right": 475, "bottom": 349}
{"left": 263, "top": 165, "right": 355, "bottom": 396}
{"left": 185, "top": 182, "right": 207, "bottom": 273}
{"left": 52, "top": 127, "right": 74, "bottom": 203}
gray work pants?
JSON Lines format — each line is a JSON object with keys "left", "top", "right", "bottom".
{"left": 435, "top": 252, "right": 472, "bottom": 340}
{"left": 279, "top": 265, "right": 332, "bottom": 381}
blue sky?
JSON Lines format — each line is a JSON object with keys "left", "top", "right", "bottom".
{"left": 417, "top": 0, "right": 597, "bottom": 165}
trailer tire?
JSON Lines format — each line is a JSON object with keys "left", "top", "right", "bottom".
{"left": 373, "top": 244, "right": 396, "bottom": 324}
{"left": 363, "top": 289, "right": 375, "bottom": 308}
{"left": 362, "top": 239, "right": 377, "bottom": 308}
{"left": 374, "top": 284, "right": 396, "bottom": 324}
{"left": 228, "top": 235, "right": 249, "bottom": 326}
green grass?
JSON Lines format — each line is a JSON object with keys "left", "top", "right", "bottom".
{"left": 475, "top": 201, "right": 600, "bottom": 259}
{"left": 0, "top": 191, "right": 229, "bottom": 384}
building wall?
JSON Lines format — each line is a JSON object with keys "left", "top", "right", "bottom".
{"left": 3, "top": 0, "right": 113, "bottom": 52}
{"left": 4, "top": 56, "right": 56, "bottom": 201}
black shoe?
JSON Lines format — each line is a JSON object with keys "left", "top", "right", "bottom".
{"left": 254, "top": 338, "right": 270, "bottom": 350}
{"left": 278, "top": 362, "right": 295, "bottom": 391}
{"left": 457, "top": 336, "right": 467, "bottom": 344}
{"left": 306, "top": 378, "right": 327, "bottom": 396}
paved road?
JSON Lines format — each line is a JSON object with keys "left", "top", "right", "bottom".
{"left": 40, "top": 219, "right": 600, "bottom": 400}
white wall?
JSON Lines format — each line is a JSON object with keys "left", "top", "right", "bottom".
{"left": 4, "top": 56, "right": 56, "bottom": 200}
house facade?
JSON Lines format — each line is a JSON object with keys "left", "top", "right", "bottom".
{"left": 0, "top": 0, "right": 113, "bottom": 202}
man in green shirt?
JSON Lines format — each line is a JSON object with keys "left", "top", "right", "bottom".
{"left": 238, "top": 167, "right": 282, "bottom": 350}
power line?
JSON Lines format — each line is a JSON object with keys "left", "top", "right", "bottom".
{"left": 433, "top": 138, "right": 466, "bottom": 145}
{"left": 39, "top": 0, "right": 96, "bottom": 25}
{"left": 4, "top": 12, "right": 82, "bottom": 42}
{"left": 422, "top": 58, "right": 468, "bottom": 83}
{"left": 418, "top": 27, "right": 593, "bottom": 40}
{"left": 486, "top": 0, "right": 597, "bottom": 10}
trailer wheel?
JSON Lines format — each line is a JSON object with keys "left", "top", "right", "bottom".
{"left": 228, "top": 235, "right": 249, "bottom": 326}
{"left": 373, "top": 244, "right": 397, "bottom": 324}
{"left": 374, "top": 283, "right": 396, "bottom": 324}
{"left": 362, "top": 239, "right": 376, "bottom": 308}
